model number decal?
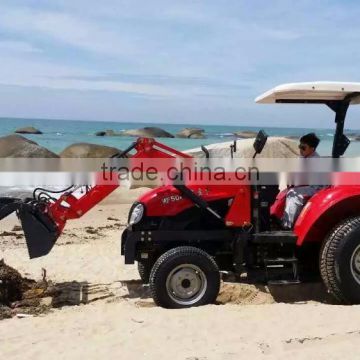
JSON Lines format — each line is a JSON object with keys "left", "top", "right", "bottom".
{"left": 162, "top": 195, "right": 182, "bottom": 204}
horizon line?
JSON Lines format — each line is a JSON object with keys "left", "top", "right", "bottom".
{"left": 0, "top": 116, "right": 356, "bottom": 132}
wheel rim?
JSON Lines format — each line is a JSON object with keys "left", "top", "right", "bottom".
{"left": 166, "top": 264, "right": 207, "bottom": 306}
{"left": 350, "top": 245, "right": 360, "bottom": 285}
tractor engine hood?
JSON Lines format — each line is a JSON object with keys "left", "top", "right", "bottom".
{"left": 137, "top": 184, "right": 241, "bottom": 217}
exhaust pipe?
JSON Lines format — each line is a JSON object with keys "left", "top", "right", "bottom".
{"left": 0, "top": 198, "right": 59, "bottom": 259}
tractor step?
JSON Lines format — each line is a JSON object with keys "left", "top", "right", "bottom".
{"left": 264, "top": 256, "right": 300, "bottom": 285}
{"left": 267, "top": 279, "right": 301, "bottom": 286}
{"left": 252, "top": 231, "right": 297, "bottom": 244}
{"left": 264, "top": 257, "right": 298, "bottom": 264}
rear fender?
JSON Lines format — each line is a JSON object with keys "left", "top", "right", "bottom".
{"left": 294, "top": 186, "right": 360, "bottom": 246}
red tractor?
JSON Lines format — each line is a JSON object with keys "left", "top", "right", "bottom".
{"left": 2, "top": 82, "right": 360, "bottom": 309}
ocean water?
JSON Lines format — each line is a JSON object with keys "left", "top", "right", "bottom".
{"left": 0, "top": 117, "right": 360, "bottom": 156}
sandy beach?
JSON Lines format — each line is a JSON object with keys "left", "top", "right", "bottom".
{"left": 0, "top": 188, "right": 359, "bottom": 360}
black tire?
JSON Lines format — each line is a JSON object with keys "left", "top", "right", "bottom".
{"left": 320, "top": 216, "right": 360, "bottom": 304}
{"left": 138, "top": 261, "right": 152, "bottom": 284}
{"left": 149, "top": 246, "right": 220, "bottom": 309}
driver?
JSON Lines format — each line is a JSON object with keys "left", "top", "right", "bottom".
{"left": 282, "top": 133, "right": 321, "bottom": 229}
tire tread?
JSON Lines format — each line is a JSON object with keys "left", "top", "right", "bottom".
{"left": 320, "top": 216, "right": 360, "bottom": 303}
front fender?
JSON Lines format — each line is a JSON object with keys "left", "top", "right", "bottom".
{"left": 294, "top": 185, "right": 360, "bottom": 246}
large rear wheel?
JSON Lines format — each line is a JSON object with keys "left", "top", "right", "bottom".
{"left": 320, "top": 216, "right": 360, "bottom": 303}
{"left": 149, "top": 246, "right": 220, "bottom": 308}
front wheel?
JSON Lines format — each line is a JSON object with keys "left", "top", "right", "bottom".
{"left": 149, "top": 246, "right": 220, "bottom": 309}
{"left": 320, "top": 216, "right": 360, "bottom": 303}
{"left": 137, "top": 261, "right": 153, "bottom": 284}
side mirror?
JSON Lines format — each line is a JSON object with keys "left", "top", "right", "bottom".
{"left": 253, "top": 130, "right": 268, "bottom": 157}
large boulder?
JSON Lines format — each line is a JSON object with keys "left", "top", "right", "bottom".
{"left": 346, "top": 133, "right": 360, "bottom": 141}
{"left": 60, "top": 143, "right": 122, "bottom": 158}
{"left": 95, "top": 129, "right": 123, "bottom": 136}
{"left": 0, "top": 135, "right": 58, "bottom": 157}
{"left": 233, "top": 131, "right": 258, "bottom": 139}
{"left": 176, "top": 128, "right": 205, "bottom": 139}
{"left": 188, "top": 133, "right": 206, "bottom": 139}
{"left": 122, "top": 127, "right": 174, "bottom": 138}
{"left": 95, "top": 127, "right": 174, "bottom": 138}
{"left": 15, "top": 126, "right": 42, "bottom": 134}
{"left": 185, "top": 137, "right": 299, "bottom": 158}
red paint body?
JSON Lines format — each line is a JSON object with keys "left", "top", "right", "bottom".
{"left": 138, "top": 184, "right": 251, "bottom": 226}
{"left": 46, "top": 137, "right": 360, "bottom": 247}
{"left": 270, "top": 189, "right": 287, "bottom": 220}
{"left": 294, "top": 185, "right": 360, "bottom": 245}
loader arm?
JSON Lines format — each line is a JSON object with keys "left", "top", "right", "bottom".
{"left": 49, "top": 137, "right": 192, "bottom": 225}
{"left": 4, "top": 137, "right": 191, "bottom": 258}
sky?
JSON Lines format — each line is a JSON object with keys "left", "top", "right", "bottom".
{"left": 0, "top": 0, "right": 360, "bottom": 128}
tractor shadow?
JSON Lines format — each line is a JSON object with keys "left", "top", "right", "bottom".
{"left": 2, "top": 277, "right": 337, "bottom": 319}
{"left": 48, "top": 279, "right": 152, "bottom": 307}
{"left": 118, "top": 280, "right": 152, "bottom": 299}
{"left": 220, "top": 272, "right": 336, "bottom": 304}
{"left": 267, "top": 282, "right": 335, "bottom": 304}
{"left": 49, "top": 281, "right": 114, "bottom": 307}
{"left": 54, "top": 279, "right": 334, "bottom": 307}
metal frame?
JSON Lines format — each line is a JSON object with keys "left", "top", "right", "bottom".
{"left": 122, "top": 229, "right": 234, "bottom": 264}
{"left": 276, "top": 92, "right": 360, "bottom": 158}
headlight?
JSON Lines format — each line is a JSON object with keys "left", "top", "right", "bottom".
{"left": 129, "top": 203, "right": 144, "bottom": 225}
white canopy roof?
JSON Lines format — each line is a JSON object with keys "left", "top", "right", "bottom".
{"left": 255, "top": 82, "right": 360, "bottom": 104}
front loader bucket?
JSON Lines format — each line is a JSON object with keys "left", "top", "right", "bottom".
{"left": 17, "top": 202, "right": 60, "bottom": 259}
{"left": 0, "top": 197, "right": 59, "bottom": 259}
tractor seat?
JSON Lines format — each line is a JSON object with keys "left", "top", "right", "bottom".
{"left": 270, "top": 189, "right": 312, "bottom": 223}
